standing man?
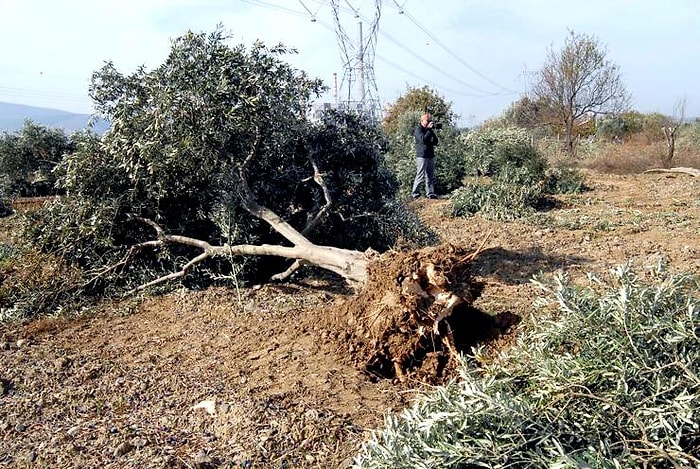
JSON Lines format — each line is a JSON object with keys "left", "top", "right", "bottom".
{"left": 411, "top": 112, "right": 439, "bottom": 200}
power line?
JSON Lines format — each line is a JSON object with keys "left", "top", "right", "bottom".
{"left": 384, "top": 1, "right": 517, "bottom": 94}
{"left": 239, "top": 0, "right": 517, "bottom": 104}
{"left": 374, "top": 54, "right": 490, "bottom": 98}
{"left": 311, "top": 0, "right": 506, "bottom": 96}
{"left": 240, "top": 0, "right": 309, "bottom": 19}
{"left": 375, "top": 27, "right": 498, "bottom": 96}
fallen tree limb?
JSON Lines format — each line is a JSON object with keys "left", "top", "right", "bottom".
{"left": 643, "top": 167, "right": 700, "bottom": 177}
{"left": 124, "top": 219, "right": 371, "bottom": 295}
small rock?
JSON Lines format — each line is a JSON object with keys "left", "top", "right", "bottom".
{"left": 132, "top": 437, "right": 148, "bottom": 449}
{"left": 67, "top": 426, "right": 80, "bottom": 437}
{"left": 194, "top": 451, "right": 213, "bottom": 468}
{"left": 55, "top": 356, "right": 71, "bottom": 370}
{"left": 24, "top": 450, "right": 37, "bottom": 464}
{"left": 114, "top": 441, "right": 134, "bottom": 457}
{"left": 192, "top": 400, "right": 216, "bottom": 416}
{"left": 16, "top": 339, "right": 28, "bottom": 348}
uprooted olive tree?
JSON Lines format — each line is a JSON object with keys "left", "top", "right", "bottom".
{"left": 23, "top": 28, "right": 511, "bottom": 380}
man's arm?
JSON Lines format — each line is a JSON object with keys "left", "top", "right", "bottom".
{"left": 426, "top": 129, "right": 438, "bottom": 146}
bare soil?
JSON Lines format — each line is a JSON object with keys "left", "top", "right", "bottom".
{"left": 1, "top": 170, "right": 698, "bottom": 468}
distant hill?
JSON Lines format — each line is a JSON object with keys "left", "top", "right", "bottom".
{"left": 0, "top": 102, "right": 109, "bottom": 134}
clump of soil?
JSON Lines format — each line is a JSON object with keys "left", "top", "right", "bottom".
{"left": 329, "top": 243, "right": 518, "bottom": 383}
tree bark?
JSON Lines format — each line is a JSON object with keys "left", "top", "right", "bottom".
{"left": 124, "top": 218, "right": 370, "bottom": 294}
{"left": 644, "top": 167, "right": 700, "bottom": 177}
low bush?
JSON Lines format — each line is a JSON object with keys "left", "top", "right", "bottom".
{"left": 451, "top": 126, "right": 586, "bottom": 220}
{"left": 354, "top": 264, "right": 699, "bottom": 468}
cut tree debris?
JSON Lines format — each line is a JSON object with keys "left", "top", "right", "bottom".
{"left": 644, "top": 167, "right": 700, "bottom": 177}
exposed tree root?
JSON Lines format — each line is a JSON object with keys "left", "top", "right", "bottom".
{"left": 331, "top": 242, "right": 520, "bottom": 383}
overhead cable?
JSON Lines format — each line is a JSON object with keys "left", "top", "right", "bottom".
{"left": 384, "top": 1, "right": 517, "bottom": 94}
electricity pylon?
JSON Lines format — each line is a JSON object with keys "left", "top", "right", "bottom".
{"left": 329, "top": 0, "right": 382, "bottom": 120}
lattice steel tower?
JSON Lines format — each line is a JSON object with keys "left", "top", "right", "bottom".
{"left": 329, "top": 0, "right": 382, "bottom": 120}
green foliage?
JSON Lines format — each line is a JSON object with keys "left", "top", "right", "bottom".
{"left": 544, "top": 163, "right": 589, "bottom": 194}
{"left": 354, "top": 264, "right": 700, "bottom": 468}
{"left": 620, "top": 111, "right": 645, "bottom": 135}
{"left": 678, "top": 120, "right": 700, "bottom": 150}
{"left": 452, "top": 126, "right": 587, "bottom": 220}
{"left": 24, "top": 28, "right": 432, "bottom": 297}
{"left": 498, "top": 96, "right": 554, "bottom": 137}
{"left": 382, "top": 85, "right": 456, "bottom": 135}
{"left": 451, "top": 176, "right": 544, "bottom": 221}
{"left": 0, "top": 120, "right": 74, "bottom": 198}
{"left": 596, "top": 115, "right": 626, "bottom": 142}
{"left": 0, "top": 198, "right": 11, "bottom": 217}
{"left": 462, "top": 125, "right": 540, "bottom": 177}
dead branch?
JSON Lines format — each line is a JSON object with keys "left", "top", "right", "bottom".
{"left": 270, "top": 259, "right": 309, "bottom": 282}
{"left": 120, "top": 218, "right": 370, "bottom": 294}
{"left": 644, "top": 167, "right": 700, "bottom": 177}
{"left": 301, "top": 158, "right": 333, "bottom": 237}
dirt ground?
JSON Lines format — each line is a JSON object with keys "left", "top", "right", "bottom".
{"left": 1, "top": 170, "right": 698, "bottom": 468}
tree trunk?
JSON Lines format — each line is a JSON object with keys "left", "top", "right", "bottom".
{"left": 123, "top": 220, "right": 371, "bottom": 293}
{"left": 663, "top": 126, "right": 676, "bottom": 169}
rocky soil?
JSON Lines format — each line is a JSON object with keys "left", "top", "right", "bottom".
{"left": 1, "top": 170, "right": 698, "bottom": 468}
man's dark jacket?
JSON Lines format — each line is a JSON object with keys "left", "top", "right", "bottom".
{"left": 414, "top": 124, "right": 439, "bottom": 158}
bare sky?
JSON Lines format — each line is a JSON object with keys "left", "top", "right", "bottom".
{"left": 1, "top": 0, "right": 698, "bottom": 126}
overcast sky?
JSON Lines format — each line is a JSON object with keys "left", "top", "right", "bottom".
{"left": 2, "top": 0, "right": 698, "bottom": 126}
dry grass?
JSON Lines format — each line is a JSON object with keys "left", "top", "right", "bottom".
{"left": 581, "top": 138, "right": 699, "bottom": 175}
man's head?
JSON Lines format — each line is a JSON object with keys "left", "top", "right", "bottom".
{"left": 420, "top": 113, "right": 432, "bottom": 128}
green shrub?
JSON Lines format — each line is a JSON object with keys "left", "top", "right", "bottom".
{"left": 545, "top": 164, "right": 589, "bottom": 194}
{"left": 450, "top": 177, "right": 544, "bottom": 221}
{"left": 452, "top": 126, "right": 586, "bottom": 221}
{"left": 354, "top": 264, "right": 699, "bottom": 468}
{"left": 678, "top": 121, "right": 700, "bottom": 151}
{"left": 0, "top": 121, "right": 74, "bottom": 198}
{"left": 462, "top": 126, "right": 539, "bottom": 177}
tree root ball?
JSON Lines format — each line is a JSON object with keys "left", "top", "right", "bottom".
{"left": 332, "top": 243, "right": 519, "bottom": 383}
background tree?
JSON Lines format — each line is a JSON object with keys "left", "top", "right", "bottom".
{"left": 0, "top": 120, "right": 73, "bottom": 199}
{"left": 382, "top": 85, "right": 456, "bottom": 135}
{"left": 532, "top": 31, "right": 630, "bottom": 156}
{"left": 498, "top": 96, "right": 555, "bottom": 137}
{"left": 660, "top": 98, "right": 686, "bottom": 168}
{"left": 27, "top": 28, "right": 434, "bottom": 295}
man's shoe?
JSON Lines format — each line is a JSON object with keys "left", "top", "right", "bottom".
{"left": 412, "top": 194, "right": 420, "bottom": 200}
{"left": 427, "top": 194, "right": 438, "bottom": 199}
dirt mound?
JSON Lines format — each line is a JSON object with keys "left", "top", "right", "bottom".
{"left": 329, "top": 243, "right": 518, "bottom": 383}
